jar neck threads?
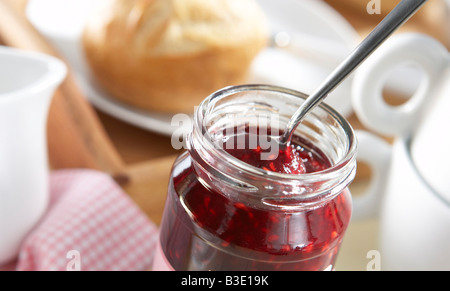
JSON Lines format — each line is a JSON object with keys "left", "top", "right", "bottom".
{"left": 188, "top": 85, "right": 357, "bottom": 210}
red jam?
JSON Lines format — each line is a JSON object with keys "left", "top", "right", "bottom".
{"left": 157, "top": 130, "right": 352, "bottom": 271}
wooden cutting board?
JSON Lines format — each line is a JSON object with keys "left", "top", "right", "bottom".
{"left": 121, "top": 155, "right": 177, "bottom": 225}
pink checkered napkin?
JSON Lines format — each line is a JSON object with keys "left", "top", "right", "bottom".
{"left": 0, "top": 170, "right": 159, "bottom": 271}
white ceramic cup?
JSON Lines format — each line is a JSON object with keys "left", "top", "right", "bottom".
{"left": 352, "top": 33, "right": 450, "bottom": 202}
{"left": 355, "top": 131, "right": 450, "bottom": 271}
{"left": 0, "top": 46, "right": 66, "bottom": 265}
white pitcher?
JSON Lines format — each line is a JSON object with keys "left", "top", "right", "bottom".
{"left": 351, "top": 34, "right": 450, "bottom": 270}
{"left": 0, "top": 46, "right": 66, "bottom": 265}
{"left": 352, "top": 33, "right": 450, "bottom": 202}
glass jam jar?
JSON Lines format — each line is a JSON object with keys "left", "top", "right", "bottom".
{"left": 153, "top": 85, "right": 357, "bottom": 271}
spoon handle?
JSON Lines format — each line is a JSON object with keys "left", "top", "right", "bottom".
{"left": 281, "top": 0, "right": 428, "bottom": 143}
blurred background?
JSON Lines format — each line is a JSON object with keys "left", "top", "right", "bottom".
{"left": 0, "top": 0, "right": 449, "bottom": 270}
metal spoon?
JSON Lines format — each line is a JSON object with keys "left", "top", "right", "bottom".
{"left": 280, "top": 0, "right": 428, "bottom": 144}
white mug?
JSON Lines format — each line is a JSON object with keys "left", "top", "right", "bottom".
{"left": 352, "top": 33, "right": 450, "bottom": 202}
{"left": 0, "top": 46, "right": 67, "bottom": 265}
{"left": 355, "top": 132, "right": 450, "bottom": 271}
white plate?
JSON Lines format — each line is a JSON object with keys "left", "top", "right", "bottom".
{"left": 27, "top": 0, "right": 359, "bottom": 136}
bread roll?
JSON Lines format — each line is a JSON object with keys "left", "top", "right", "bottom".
{"left": 82, "top": 0, "right": 269, "bottom": 113}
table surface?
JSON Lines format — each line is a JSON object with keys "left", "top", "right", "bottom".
{"left": 2, "top": 0, "right": 449, "bottom": 271}
{"left": 96, "top": 0, "right": 449, "bottom": 270}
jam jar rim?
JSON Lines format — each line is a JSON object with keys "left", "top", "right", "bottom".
{"left": 191, "top": 84, "right": 357, "bottom": 183}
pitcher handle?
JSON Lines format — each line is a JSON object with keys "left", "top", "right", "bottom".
{"left": 352, "top": 130, "right": 392, "bottom": 220}
{"left": 352, "top": 33, "right": 448, "bottom": 137}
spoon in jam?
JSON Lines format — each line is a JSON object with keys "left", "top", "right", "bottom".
{"left": 280, "top": 0, "right": 428, "bottom": 144}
